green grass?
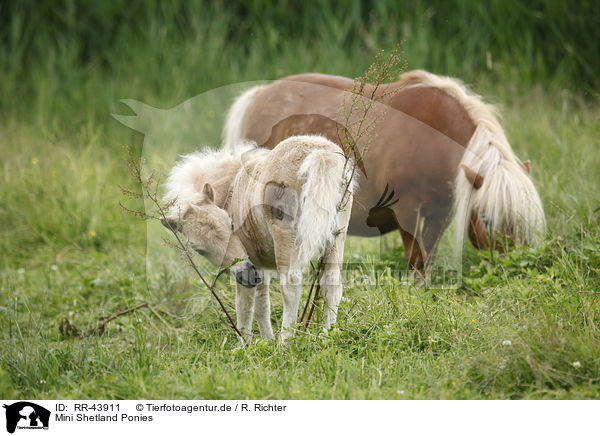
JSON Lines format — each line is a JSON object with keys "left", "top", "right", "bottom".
{"left": 1, "top": 1, "right": 600, "bottom": 399}
{"left": 1, "top": 87, "right": 599, "bottom": 399}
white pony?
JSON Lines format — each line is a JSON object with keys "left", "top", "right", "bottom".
{"left": 162, "top": 135, "right": 357, "bottom": 342}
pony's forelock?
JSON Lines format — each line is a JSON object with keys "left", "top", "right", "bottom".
{"left": 400, "top": 70, "right": 545, "bottom": 249}
{"left": 454, "top": 126, "right": 546, "bottom": 249}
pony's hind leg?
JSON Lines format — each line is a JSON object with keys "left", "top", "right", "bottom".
{"left": 320, "top": 239, "right": 344, "bottom": 330}
{"left": 320, "top": 202, "right": 352, "bottom": 330}
{"left": 235, "top": 283, "right": 256, "bottom": 344}
{"left": 399, "top": 227, "right": 426, "bottom": 272}
{"left": 280, "top": 266, "right": 302, "bottom": 343}
{"left": 254, "top": 270, "right": 274, "bottom": 340}
{"left": 272, "top": 226, "right": 303, "bottom": 343}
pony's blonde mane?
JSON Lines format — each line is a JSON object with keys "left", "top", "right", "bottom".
{"left": 163, "top": 141, "right": 259, "bottom": 215}
{"left": 400, "top": 70, "right": 545, "bottom": 247}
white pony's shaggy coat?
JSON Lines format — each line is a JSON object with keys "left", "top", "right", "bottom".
{"left": 164, "top": 141, "right": 259, "bottom": 214}
{"left": 164, "top": 135, "right": 356, "bottom": 341}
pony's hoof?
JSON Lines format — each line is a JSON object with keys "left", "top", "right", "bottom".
{"left": 279, "top": 329, "right": 295, "bottom": 345}
{"left": 260, "top": 333, "right": 275, "bottom": 341}
{"left": 237, "top": 333, "right": 252, "bottom": 346}
{"left": 406, "top": 269, "right": 427, "bottom": 287}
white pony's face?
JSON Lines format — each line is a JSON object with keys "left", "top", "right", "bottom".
{"left": 161, "top": 183, "right": 261, "bottom": 288}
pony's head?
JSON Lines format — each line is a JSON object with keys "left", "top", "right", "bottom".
{"left": 161, "top": 183, "right": 261, "bottom": 288}
{"left": 461, "top": 157, "right": 544, "bottom": 252}
{"left": 399, "top": 70, "right": 546, "bottom": 256}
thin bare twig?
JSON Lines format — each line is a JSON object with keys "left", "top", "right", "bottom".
{"left": 302, "top": 44, "right": 407, "bottom": 329}
{"left": 59, "top": 302, "right": 170, "bottom": 338}
{"left": 120, "top": 147, "right": 244, "bottom": 340}
{"left": 299, "top": 255, "right": 327, "bottom": 324}
{"left": 304, "top": 280, "right": 322, "bottom": 329}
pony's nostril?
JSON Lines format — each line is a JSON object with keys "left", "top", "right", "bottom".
{"left": 194, "top": 248, "right": 208, "bottom": 256}
{"left": 234, "top": 262, "right": 261, "bottom": 288}
{"left": 248, "top": 263, "right": 261, "bottom": 283}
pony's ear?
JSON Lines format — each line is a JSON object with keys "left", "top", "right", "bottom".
{"left": 202, "top": 183, "right": 215, "bottom": 203}
{"left": 521, "top": 160, "right": 531, "bottom": 175}
{"left": 461, "top": 164, "right": 483, "bottom": 189}
{"left": 160, "top": 215, "right": 181, "bottom": 232}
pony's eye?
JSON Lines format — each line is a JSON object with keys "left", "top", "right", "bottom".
{"left": 194, "top": 248, "right": 208, "bottom": 256}
{"left": 480, "top": 215, "right": 492, "bottom": 229}
{"left": 231, "top": 221, "right": 235, "bottom": 232}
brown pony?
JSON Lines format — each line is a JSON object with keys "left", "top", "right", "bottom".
{"left": 223, "top": 70, "right": 545, "bottom": 270}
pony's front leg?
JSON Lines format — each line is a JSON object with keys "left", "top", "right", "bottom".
{"left": 254, "top": 270, "right": 274, "bottom": 340}
{"left": 235, "top": 283, "right": 256, "bottom": 344}
{"left": 272, "top": 226, "right": 302, "bottom": 343}
{"left": 393, "top": 204, "right": 427, "bottom": 272}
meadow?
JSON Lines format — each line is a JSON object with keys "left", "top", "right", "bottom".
{"left": 1, "top": 1, "right": 599, "bottom": 399}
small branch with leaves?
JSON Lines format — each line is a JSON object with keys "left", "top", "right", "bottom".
{"left": 119, "top": 147, "right": 244, "bottom": 340}
{"left": 301, "top": 44, "right": 407, "bottom": 330}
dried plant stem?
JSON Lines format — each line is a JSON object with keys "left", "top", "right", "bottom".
{"left": 121, "top": 147, "right": 244, "bottom": 340}
{"left": 60, "top": 302, "right": 170, "bottom": 338}
{"left": 88, "top": 302, "right": 150, "bottom": 336}
{"left": 302, "top": 45, "right": 406, "bottom": 330}
{"left": 299, "top": 255, "right": 326, "bottom": 324}
{"left": 304, "top": 281, "right": 322, "bottom": 329}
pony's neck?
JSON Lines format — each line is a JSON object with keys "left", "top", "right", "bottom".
{"left": 214, "top": 148, "right": 268, "bottom": 212}
{"left": 388, "top": 82, "right": 476, "bottom": 147}
{"left": 209, "top": 153, "right": 246, "bottom": 208}
{"left": 210, "top": 175, "right": 235, "bottom": 209}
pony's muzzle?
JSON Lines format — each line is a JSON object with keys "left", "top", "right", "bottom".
{"left": 233, "top": 260, "right": 262, "bottom": 288}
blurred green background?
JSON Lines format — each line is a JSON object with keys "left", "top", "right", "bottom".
{"left": 2, "top": 0, "right": 599, "bottom": 260}
{"left": 1, "top": 0, "right": 598, "bottom": 127}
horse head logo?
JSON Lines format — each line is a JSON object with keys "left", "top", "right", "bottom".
{"left": 3, "top": 402, "right": 51, "bottom": 433}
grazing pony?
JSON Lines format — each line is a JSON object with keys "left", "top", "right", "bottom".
{"left": 162, "top": 135, "right": 356, "bottom": 342}
{"left": 223, "top": 70, "right": 545, "bottom": 270}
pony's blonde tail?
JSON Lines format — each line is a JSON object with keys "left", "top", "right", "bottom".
{"left": 296, "top": 149, "right": 357, "bottom": 268}
{"left": 223, "top": 85, "right": 265, "bottom": 151}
